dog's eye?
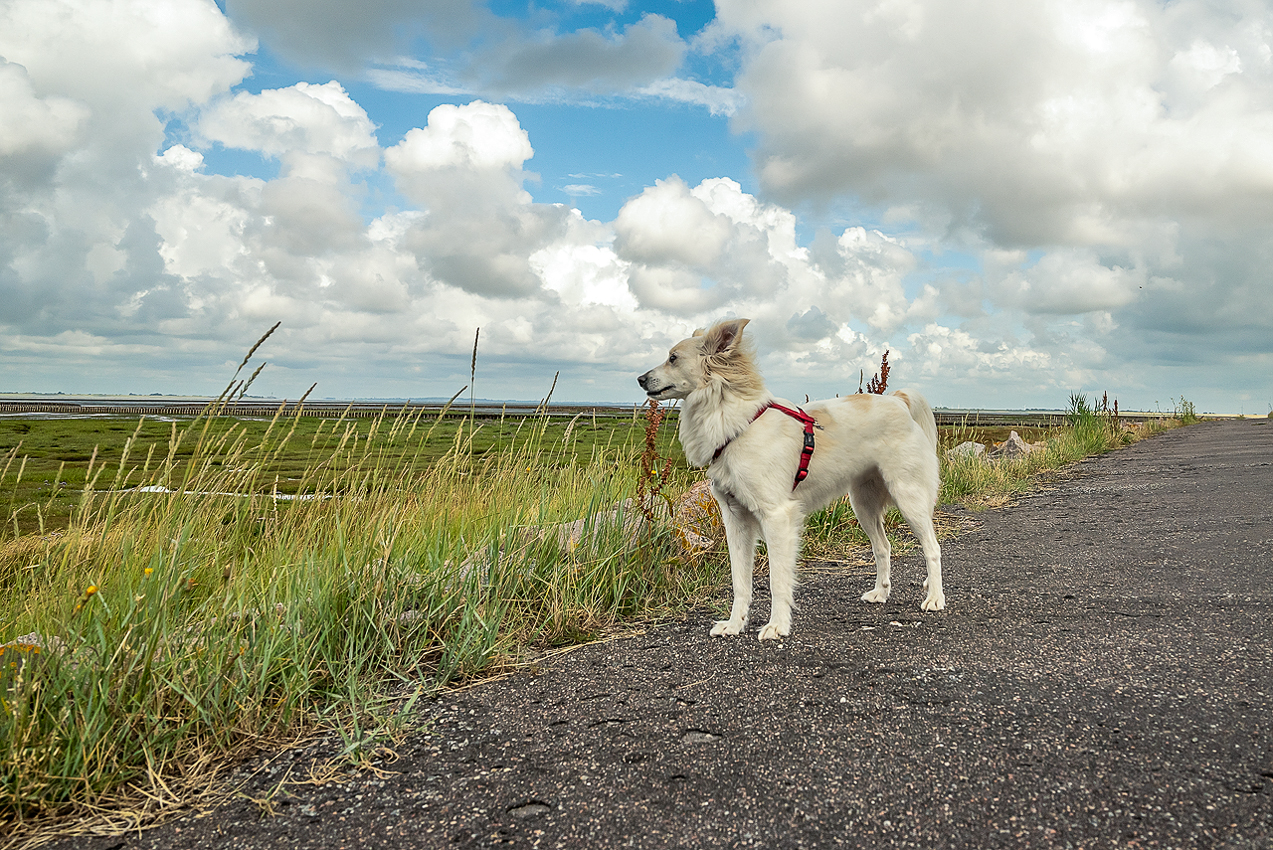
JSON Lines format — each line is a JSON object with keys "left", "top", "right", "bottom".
{"left": 668, "top": 353, "right": 678, "bottom": 364}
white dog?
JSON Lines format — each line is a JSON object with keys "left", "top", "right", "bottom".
{"left": 638, "top": 318, "right": 945, "bottom": 641}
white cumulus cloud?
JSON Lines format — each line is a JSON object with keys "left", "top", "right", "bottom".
{"left": 198, "top": 81, "right": 381, "bottom": 169}
{"left": 386, "top": 101, "right": 532, "bottom": 172}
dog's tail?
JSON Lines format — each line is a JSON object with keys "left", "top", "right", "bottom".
{"left": 893, "top": 389, "right": 938, "bottom": 452}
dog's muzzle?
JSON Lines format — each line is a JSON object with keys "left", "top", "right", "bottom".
{"left": 637, "top": 371, "right": 665, "bottom": 397}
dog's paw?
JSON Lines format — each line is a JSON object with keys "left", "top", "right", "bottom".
{"left": 861, "top": 586, "right": 890, "bottom": 604}
{"left": 710, "top": 619, "right": 744, "bottom": 637}
{"left": 757, "top": 622, "right": 789, "bottom": 641}
{"left": 920, "top": 593, "right": 946, "bottom": 612}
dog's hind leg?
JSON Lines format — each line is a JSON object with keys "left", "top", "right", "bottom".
{"left": 890, "top": 481, "right": 945, "bottom": 612}
{"left": 851, "top": 472, "right": 893, "bottom": 604}
{"left": 757, "top": 502, "right": 801, "bottom": 641}
{"left": 710, "top": 489, "right": 760, "bottom": 637}
{"left": 916, "top": 521, "right": 945, "bottom": 611}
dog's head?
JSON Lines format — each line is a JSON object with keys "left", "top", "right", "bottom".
{"left": 637, "top": 318, "right": 752, "bottom": 400}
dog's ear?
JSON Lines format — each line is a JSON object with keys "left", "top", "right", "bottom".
{"left": 692, "top": 328, "right": 705, "bottom": 337}
{"left": 702, "top": 318, "right": 750, "bottom": 354}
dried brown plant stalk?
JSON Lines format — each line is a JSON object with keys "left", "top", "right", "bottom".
{"left": 636, "top": 399, "right": 674, "bottom": 527}
{"left": 1098, "top": 391, "right": 1121, "bottom": 433}
{"left": 865, "top": 349, "right": 890, "bottom": 394}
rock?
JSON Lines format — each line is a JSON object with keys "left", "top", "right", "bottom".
{"left": 670, "top": 479, "right": 722, "bottom": 556}
{"left": 457, "top": 480, "right": 723, "bottom": 582}
{"left": 988, "top": 430, "right": 1033, "bottom": 460}
{"left": 507, "top": 801, "right": 552, "bottom": 819}
{"left": 945, "top": 441, "right": 986, "bottom": 460}
{"left": 1, "top": 632, "right": 68, "bottom": 677}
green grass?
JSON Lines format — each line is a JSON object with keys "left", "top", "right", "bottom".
{"left": 0, "top": 407, "right": 668, "bottom": 538}
{"left": 0, "top": 390, "right": 1183, "bottom": 834}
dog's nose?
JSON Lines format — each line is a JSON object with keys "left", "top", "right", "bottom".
{"left": 637, "top": 371, "right": 650, "bottom": 389}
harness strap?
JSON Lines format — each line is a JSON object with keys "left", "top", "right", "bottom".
{"left": 710, "top": 402, "right": 817, "bottom": 490}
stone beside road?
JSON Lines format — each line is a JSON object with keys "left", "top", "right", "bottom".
{"left": 54, "top": 419, "right": 1273, "bottom": 849}
{"left": 946, "top": 429, "right": 1048, "bottom": 462}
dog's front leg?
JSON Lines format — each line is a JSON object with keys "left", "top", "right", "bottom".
{"left": 757, "top": 503, "right": 801, "bottom": 641}
{"left": 710, "top": 490, "right": 759, "bottom": 637}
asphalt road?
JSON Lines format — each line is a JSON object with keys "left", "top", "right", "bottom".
{"left": 58, "top": 419, "right": 1273, "bottom": 849}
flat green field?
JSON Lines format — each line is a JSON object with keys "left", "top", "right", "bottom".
{"left": 1, "top": 410, "right": 676, "bottom": 538}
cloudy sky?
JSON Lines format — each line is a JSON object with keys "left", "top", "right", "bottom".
{"left": 2, "top": 0, "right": 1271, "bottom": 412}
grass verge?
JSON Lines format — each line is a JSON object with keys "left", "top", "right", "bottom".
{"left": 1, "top": 395, "right": 711, "bottom": 837}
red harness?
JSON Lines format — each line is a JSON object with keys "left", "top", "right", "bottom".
{"left": 710, "top": 402, "right": 817, "bottom": 490}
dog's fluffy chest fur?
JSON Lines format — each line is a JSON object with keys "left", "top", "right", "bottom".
{"left": 677, "top": 382, "right": 774, "bottom": 468}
